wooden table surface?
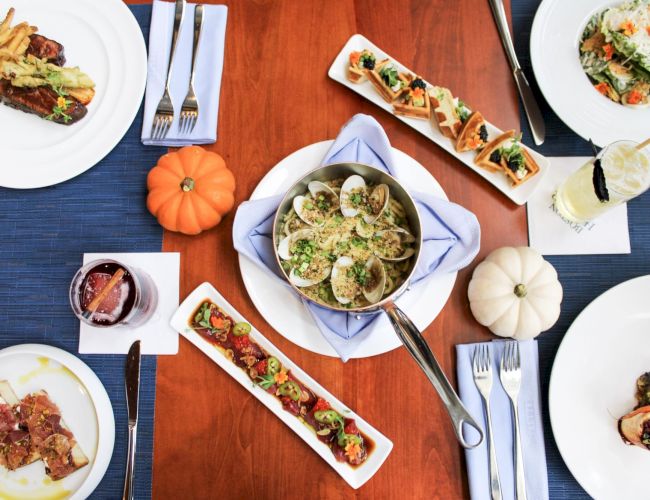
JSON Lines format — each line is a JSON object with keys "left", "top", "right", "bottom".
{"left": 129, "top": 0, "right": 527, "bottom": 497}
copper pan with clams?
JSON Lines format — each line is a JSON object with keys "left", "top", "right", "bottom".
{"left": 272, "top": 162, "right": 483, "bottom": 448}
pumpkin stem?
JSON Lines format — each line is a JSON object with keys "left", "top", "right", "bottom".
{"left": 181, "top": 177, "right": 195, "bottom": 192}
{"left": 514, "top": 284, "right": 527, "bottom": 298}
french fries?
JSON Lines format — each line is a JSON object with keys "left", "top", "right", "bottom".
{"left": 0, "top": 8, "right": 37, "bottom": 64}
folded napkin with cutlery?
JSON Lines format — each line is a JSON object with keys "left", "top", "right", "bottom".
{"left": 233, "top": 114, "right": 480, "bottom": 361}
{"left": 456, "top": 340, "right": 549, "bottom": 500}
{"left": 141, "top": 0, "right": 227, "bottom": 146}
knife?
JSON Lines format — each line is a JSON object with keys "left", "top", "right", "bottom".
{"left": 123, "top": 340, "right": 141, "bottom": 500}
{"left": 487, "top": 0, "right": 546, "bottom": 146}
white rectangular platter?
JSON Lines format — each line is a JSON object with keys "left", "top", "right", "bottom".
{"left": 170, "top": 282, "right": 393, "bottom": 489}
{"left": 328, "top": 34, "right": 549, "bottom": 205}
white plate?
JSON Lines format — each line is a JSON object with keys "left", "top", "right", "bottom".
{"left": 549, "top": 275, "right": 650, "bottom": 499}
{"left": 531, "top": 0, "right": 650, "bottom": 147}
{"left": 0, "top": 344, "right": 115, "bottom": 500}
{"left": 170, "top": 283, "right": 393, "bottom": 489}
{"left": 238, "top": 140, "right": 457, "bottom": 358}
{"left": 328, "top": 34, "right": 549, "bottom": 205}
{"left": 0, "top": 0, "right": 147, "bottom": 189}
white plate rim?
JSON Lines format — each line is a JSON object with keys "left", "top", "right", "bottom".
{"left": 0, "top": 0, "right": 147, "bottom": 189}
{"left": 170, "top": 282, "right": 393, "bottom": 489}
{"left": 327, "top": 33, "right": 550, "bottom": 205}
{"left": 0, "top": 343, "right": 115, "bottom": 500}
{"left": 548, "top": 274, "right": 650, "bottom": 498}
{"left": 238, "top": 140, "right": 457, "bottom": 358}
{"left": 530, "top": 0, "right": 650, "bottom": 147}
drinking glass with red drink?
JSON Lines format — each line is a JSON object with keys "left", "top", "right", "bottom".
{"left": 69, "top": 259, "right": 158, "bottom": 328}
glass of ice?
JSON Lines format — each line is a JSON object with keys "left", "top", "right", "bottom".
{"left": 69, "top": 259, "right": 158, "bottom": 328}
{"left": 554, "top": 140, "right": 650, "bottom": 223}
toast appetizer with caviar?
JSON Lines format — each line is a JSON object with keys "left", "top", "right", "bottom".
{"left": 367, "top": 60, "right": 409, "bottom": 102}
{"left": 0, "top": 381, "right": 40, "bottom": 471}
{"left": 0, "top": 7, "right": 95, "bottom": 125}
{"left": 455, "top": 111, "right": 489, "bottom": 153}
{"left": 429, "top": 86, "right": 462, "bottom": 138}
{"left": 619, "top": 372, "right": 650, "bottom": 451}
{"left": 474, "top": 130, "right": 517, "bottom": 172}
{"left": 347, "top": 49, "right": 381, "bottom": 83}
{"left": 393, "top": 76, "right": 430, "bottom": 119}
{"left": 18, "top": 390, "right": 89, "bottom": 480}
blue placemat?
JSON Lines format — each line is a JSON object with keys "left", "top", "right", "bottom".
{"left": 0, "top": 5, "right": 162, "bottom": 499}
{"left": 514, "top": 1, "right": 650, "bottom": 498}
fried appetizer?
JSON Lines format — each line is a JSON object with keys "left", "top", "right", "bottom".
{"left": 393, "top": 76, "right": 430, "bottom": 119}
{"left": 367, "top": 60, "right": 409, "bottom": 102}
{"left": 455, "top": 111, "right": 488, "bottom": 153}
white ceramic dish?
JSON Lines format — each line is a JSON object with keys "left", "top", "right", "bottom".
{"left": 328, "top": 34, "right": 549, "bottom": 205}
{"left": 531, "top": 0, "right": 650, "bottom": 147}
{"left": 0, "top": 0, "right": 147, "bottom": 189}
{"left": 0, "top": 344, "right": 115, "bottom": 500}
{"left": 170, "top": 282, "right": 393, "bottom": 489}
{"left": 238, "top": 140, "right": 457, "bottom": 358}
{"left": 549, "top": 275, "right": 650, "bottom": 499}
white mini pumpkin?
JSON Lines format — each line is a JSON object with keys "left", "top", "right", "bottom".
{"left": 468, "top": 246, "right": 563, "bottom": 340}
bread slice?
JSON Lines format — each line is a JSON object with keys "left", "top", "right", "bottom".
{"left": 393, "top": 84, "right": 431, "bottom": 120}
{"left": 20, "top": 390, "right": 89, "bottom": 480}
{"left": 367, "top": 61, "right": 409, "bottom": 103}
{"left": 429, "top": 86, "right": 462, "bottom": 138}
{"left": 474, "top": 130, "right": 516, "bottom": 172}
{"left": 455, "top": 111, "right": 488, "bottom": 153}
{"left": 502, "top": 148, "right": 540, "bottom": 186}
{"left": 0, "top": 380, "right": 41, "bottom": 470}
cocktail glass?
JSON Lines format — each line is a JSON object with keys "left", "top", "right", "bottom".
{"left": 69, "top": 259, "right": 158, "bottom": 328}
{"left": 554, "top": 140, "right": 650, "bottom": 223}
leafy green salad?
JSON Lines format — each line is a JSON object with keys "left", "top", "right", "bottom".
{"left": 579, "top": 0, "right": 650, "bottom": 107}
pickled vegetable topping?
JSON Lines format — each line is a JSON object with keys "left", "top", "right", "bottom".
{"left": 190, "top": 300, "right": 371, "bottom": 466}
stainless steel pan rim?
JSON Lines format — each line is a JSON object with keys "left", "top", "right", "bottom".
{"left": 272, "top": 161, "right": 483, "bottom": 449}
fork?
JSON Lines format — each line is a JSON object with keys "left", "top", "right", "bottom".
{"left": 150, "top": 0, "right": 185, "bottom": 141}
{"left": 179, "top": 5, "right": 204, "bottom": 135}
{"left": 472, "top": 344, "right": 503, "bottom": 500}
{"left": 500, "top": 341, "right": 528, "bottom": 500}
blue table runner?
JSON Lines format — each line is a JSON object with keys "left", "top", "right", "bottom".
{"left": 0, "top": 5, "right": 163, "bottom": 499}
{"left": 514, "top": 1, "right": 650, "bottom": 498}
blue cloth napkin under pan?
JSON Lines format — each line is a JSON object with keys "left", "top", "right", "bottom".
{"left": 456, "top": 340, "right": 549, "bottom": 500}
{"left": 141, "top": 0, "right": 227, "bottom": 146}
{"left": 233, "top": 114, "right": 481, "bottom": 360}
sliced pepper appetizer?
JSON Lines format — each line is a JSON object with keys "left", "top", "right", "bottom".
{"left": 190, "top": 300, "right": 373, "bottom": 467}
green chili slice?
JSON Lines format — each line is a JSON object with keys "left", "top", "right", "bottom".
{"left": 278, "top": 381, "right": 302, "bottom": 401}
{"left": 232, "top": 322, "right": 251, "bottom": 336}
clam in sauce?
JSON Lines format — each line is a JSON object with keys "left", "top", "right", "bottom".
{"left": 278, "top": 176, "right": 416, "bottom": 309}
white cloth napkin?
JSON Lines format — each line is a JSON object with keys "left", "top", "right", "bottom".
{"left": 456, "top": 340, "right": 549, "bottom": 500}
{"left": 141, "top": 0, "right": 227, "bottom": 146}
{"left": 78, "top": 252, "right": 180, "bottom": 355}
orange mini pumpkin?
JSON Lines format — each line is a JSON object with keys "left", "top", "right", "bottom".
{"left": 147, "top": 146, "right": 236, "bottom": 235}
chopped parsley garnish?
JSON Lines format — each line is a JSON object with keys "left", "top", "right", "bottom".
{"left": 347, "top": 262, "right": 368, "bottom": 286}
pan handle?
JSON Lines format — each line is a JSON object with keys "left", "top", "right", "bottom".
{"left": 384, "top": 301, "right": 483, "bottom": 449}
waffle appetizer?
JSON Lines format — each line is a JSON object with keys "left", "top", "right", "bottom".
{"left": 474, "top": 130, "right": 517, "bottom": 172}
{"left": 393, "top": 76, "right": 430, "bottom": 119}
{"left": 482, "top": 134, "right": 539, "bottom": 185}
{"left": 455, "top": 111, "right": 488, "bottom": 153}
{"left": 367, "top": 60, "right": 409, "bottom": 102}
{"left": 347, "top": 49, "right": 380, "bottom": 83}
